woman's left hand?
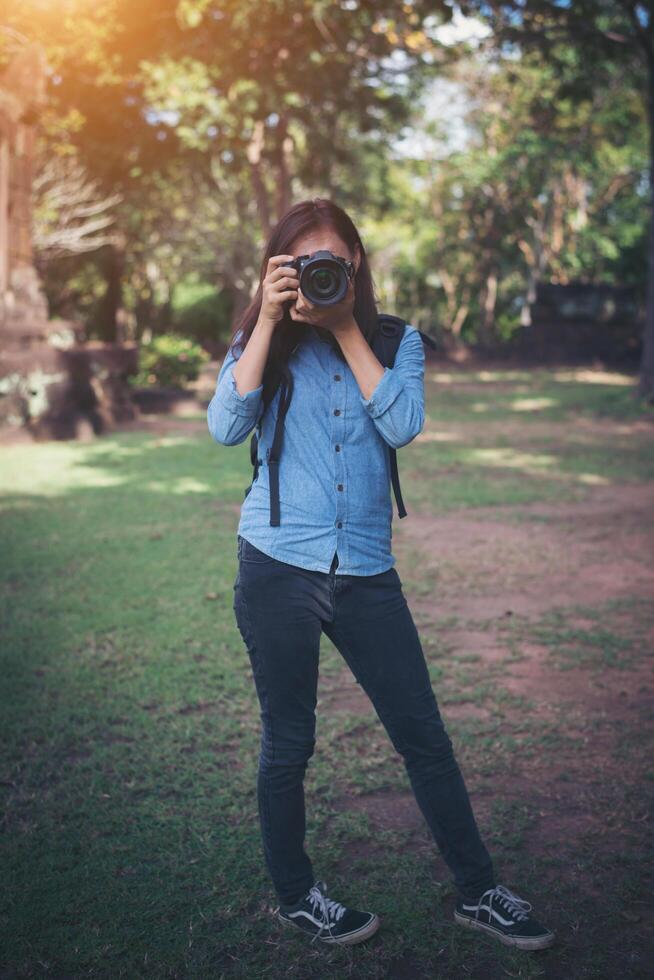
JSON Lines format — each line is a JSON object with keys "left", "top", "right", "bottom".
{"left": 289, "top": 275, "right": 355, "bottom": 335}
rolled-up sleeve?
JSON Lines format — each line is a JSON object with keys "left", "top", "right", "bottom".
{"left": 207, "top": 331, "right": 264, "bottom": 446}
{"left": 359, "top": 324, "right": 425, "bottom": 449}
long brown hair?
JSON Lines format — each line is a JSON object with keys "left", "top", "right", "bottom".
{"left": 229, "top": 197, "right": 379, "bottom": 409}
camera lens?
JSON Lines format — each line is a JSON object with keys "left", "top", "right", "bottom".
{"left": 311, "top": 268, "right": 337, "bottom": 295}
{"left": 300, "top": 251, "right": 348, "bottom": 306}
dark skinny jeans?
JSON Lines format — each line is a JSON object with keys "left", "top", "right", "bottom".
{"left": 232, "top": 533, "right": 496, "bottom": 906}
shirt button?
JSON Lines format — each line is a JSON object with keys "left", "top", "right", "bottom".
{"left": 333, "top": 409, "right": 341, "bottom": 416}
{"left": 335, "top": 444, "right": 340, "bottom": 451}
{"left": 336, "top": 521, "right": 343, "bottom": 528}
{"left": 337, "top": 484, "right": 343, "bottom": 491}
{"left": 334, "top": 374, "right": 341, "bottom": 381}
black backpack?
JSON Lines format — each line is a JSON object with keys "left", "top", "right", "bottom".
{"left": 244, "top": 313, "right": 437, "bottom": 526}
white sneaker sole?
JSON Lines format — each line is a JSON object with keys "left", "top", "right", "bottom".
{"left": 454, "top": 909, "right": 556, "bottom": 950}
{"left": 277, "top": 909, "right": 382, "bottom": 945}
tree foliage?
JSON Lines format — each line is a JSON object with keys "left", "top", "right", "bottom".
{"left": 0, "top": 1, "right": 649, "bottom": 380}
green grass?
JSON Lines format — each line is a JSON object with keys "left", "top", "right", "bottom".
{"left": 425, "top": 365, "right": 651, "bottom": 423}
{"left": 496, "top": 596, "right": 654, "bottom": 671}
{"left": 1, "top": 365, "right": 653, "bottom": 978}
{"left": 400, "top": 366, "right": 654, "bottom": 512}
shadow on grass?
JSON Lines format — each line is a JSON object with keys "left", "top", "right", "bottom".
{"left": 1, "top": 379, "right": 653, "bottom": 978}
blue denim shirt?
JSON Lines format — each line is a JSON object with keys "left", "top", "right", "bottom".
{"left": 207, "top": 321, "right": 425, "bottom": 575}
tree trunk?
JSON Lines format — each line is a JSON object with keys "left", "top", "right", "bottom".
{"left": 96, "top": 244, "right": 124, "bottom": 343}
{"left": 134, "top": 294, "right": 154, "bottom": 338}
{"left": 247, "top": 120, "right": 272, "bottom": 240}
{"left": 274, "top": 113, "right": 294, "bottom": 221}
{"left": 479, "top": 268, "right": 498, "bottom": 345}
{"left": 638, "top": 42, "right": 654, "bottom": 401}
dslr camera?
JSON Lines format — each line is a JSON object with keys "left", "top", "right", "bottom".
{"left": 285, "top": 250, "right": 355, "bottom": 307}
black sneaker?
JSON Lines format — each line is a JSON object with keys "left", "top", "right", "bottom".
{"left": 276, "top": 879, "right": 381, "bottom": 946}
{"left": 454, "top": 883, "right": 556, "bottom": 951}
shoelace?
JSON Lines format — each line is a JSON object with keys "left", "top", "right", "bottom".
{"left": 477, "top": 884, "right": 532, "bottom": 922}
{"left": 307, "top": 880, "right": 347, "bottom": 944}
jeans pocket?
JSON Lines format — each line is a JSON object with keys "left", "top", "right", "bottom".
{"left": 240, "top": 536, "right": 276, "bottom": 565}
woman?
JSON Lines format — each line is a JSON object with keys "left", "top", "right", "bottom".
{"left": 207, "top": 198, "right": 555, "bottom": 951}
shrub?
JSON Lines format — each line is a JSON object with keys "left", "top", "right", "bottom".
{"left": 131, "top": 334, "right": 210, "bottom": 389}
{"left": 172, "top": 280, "right": 233, "bottom": 346}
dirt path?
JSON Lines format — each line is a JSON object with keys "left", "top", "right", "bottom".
{"left": 323, "top": 480, "right": 653, "bottom": 974}
{"left": 403, "top": 482, "right": 654, "bottom": 619}
{"left": 324, "top": 481, "right": 653, "bottom": 708}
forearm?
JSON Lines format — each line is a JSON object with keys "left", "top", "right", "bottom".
{"left": 335, "top": 316, "right": 385, "bottom": 400}
{"left": 207, "top": 318, "right": 273, "bottom": 446}
{"left": 232, "top": 317, "right": 276, "bottom": 395}
{"left": 337, "top": 317, "right": 425, "bottom": 449}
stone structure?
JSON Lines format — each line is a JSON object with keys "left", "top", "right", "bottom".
{"left": 503, "top": 282, "right": 642, "bottom": 365}
{"left": 0, "top": 40, "right": 139, "bottom": 439}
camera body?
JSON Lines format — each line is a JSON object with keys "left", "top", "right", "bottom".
{"left": 285, "top": 249, "right": 355, "bottom": 307}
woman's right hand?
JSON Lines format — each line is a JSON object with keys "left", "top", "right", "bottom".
{"left": 259, "top": 254, "right": 299, "bottom": 327}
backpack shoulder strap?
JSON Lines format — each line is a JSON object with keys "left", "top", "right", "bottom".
{"left": 244, "top": 368, "right": 294, "bottom": 527}
{"left": 375, "top": 313, "right": 438, "bottom": 355}
{"left": 370, "top": 314, "right": 436, "bottom": 519}
{"left": 417, "top": 328, "right": 438, "bottom": 350}
{"left": 244, "top": 341, "right": 301, "bottom": 524}
{"left": 244, "top": 373, "right": 282, "bottom": 504}
{"left": 266, "top": 369, "right": 293, "bottom": 526}
{"left": 373, "top": 312, "right": 406, "bottom": 368}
